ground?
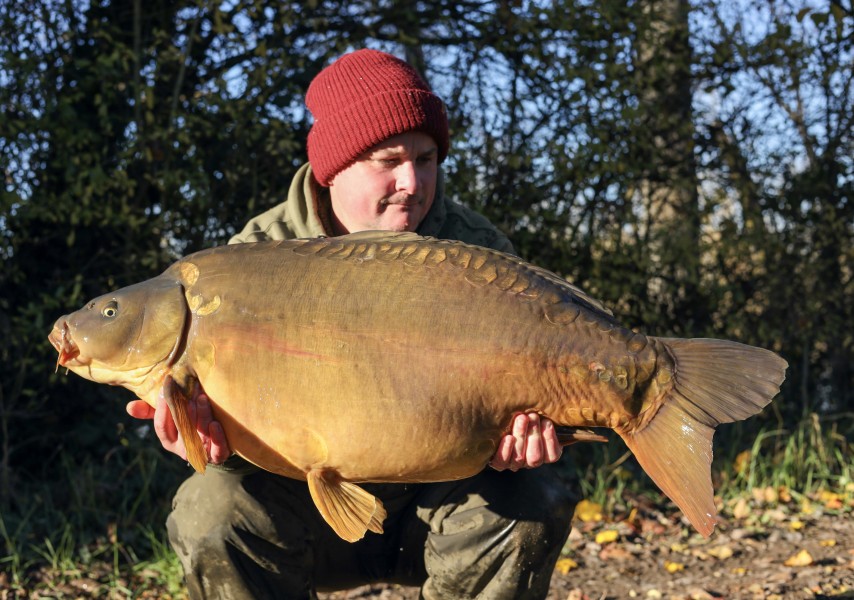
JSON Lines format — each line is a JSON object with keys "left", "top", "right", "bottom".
{"left": 320, "top": 488, "right": 854, "bottom": 600}
{"left": 2, "top": 488, "right": 852, "bottom": 598}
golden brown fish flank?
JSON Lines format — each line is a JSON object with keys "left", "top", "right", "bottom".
{"left": 49, "top": 231, "right": 787, "bottom": 542}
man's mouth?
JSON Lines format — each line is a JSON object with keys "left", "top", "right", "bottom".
{"left": 381, "top": 195, "right": 421, "bottom": 208}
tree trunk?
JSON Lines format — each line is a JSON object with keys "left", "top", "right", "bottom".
{"left": 634, "top": 0, "right": 703, "bottom": 333}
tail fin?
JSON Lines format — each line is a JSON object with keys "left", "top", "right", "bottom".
{"left": 618, "top": 338, "right": 787, "bottom": 536}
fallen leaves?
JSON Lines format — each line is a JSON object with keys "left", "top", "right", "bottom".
{"left": 573, "top": 499, "right": 603, "bottom": 523}
{"left": 594, "top": 529, "right": 619, "bottom": 544}
{"left": 551, "top": 482, "right": 854, "bottom": 600}
{"left": 783, "top": 548, "right": 814, "bottom": 567}
{"left": 706, "top": 544, "right": 734, "bottom": 559}
{"left": 554, "top": 557, "right": 578, "bottom": 574}
{"left": 664, "top": 560, "right": 685, "bottom": 573}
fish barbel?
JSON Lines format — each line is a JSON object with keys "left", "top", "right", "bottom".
{"left": 48, "top": 231, "right": 787, "bottom": 542}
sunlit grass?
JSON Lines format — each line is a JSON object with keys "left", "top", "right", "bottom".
{"left": 718, "top": 412, "right": 852, "bottom": 499}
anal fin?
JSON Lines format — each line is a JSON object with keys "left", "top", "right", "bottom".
{"left": 163, "top": 375, "right": 208, "bottom": 474}
{"left": 618, "top": 402, "right": 716, "bottom": 536}
{"left": 306, "top": 470, "right": 387, "bottom": 542}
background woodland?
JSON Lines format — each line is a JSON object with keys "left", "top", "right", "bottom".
{"left": 0, "top": 0, "right": 851, "bottom": 590}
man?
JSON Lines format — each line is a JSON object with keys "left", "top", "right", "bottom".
{"left": 128, "top": 49, "right": 576, "bottom": 599}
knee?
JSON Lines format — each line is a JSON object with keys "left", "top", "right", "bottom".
{"left": 535, "top": 470, "right": 577, "bottom": 533}
{"left": 421, "top": 471, "right": 576, "bottom": 599}
{"left": 498, "top": 467, "right": 577, "bottom": 535}
{"left": 167, "top": 471, "right": 242, "bottom": 562}
{"left": 166, "top": 467, "right": 313, "bottom": 564}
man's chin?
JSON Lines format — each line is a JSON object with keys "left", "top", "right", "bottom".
{"left": 377, "top": 214, "right": 422, "bottom": 233}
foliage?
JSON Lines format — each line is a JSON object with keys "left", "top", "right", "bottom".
{"left": 0, "top": 0, "right": 851, "bottom": 592}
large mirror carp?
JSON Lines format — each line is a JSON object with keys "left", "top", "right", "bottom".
{"left": 49, "top": 231, "right": 787, "bottom": 542}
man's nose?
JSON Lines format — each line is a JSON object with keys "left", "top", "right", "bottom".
{"left": 394, "top": 161, "right": 419, "bottom": 195}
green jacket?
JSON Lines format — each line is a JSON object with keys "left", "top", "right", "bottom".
{"left": 230, "top": 163, "right": 514, "bottom": 253}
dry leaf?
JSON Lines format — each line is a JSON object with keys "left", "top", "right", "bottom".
{"left": 733, "top": 450, "right": 751, "bottom": 475}
{"left": 664, "top": 561, "right": 685, "bottom": 573}
{"left": 819, "top": 490, "right": 843, "bottom": 510}
{"left": 566, "top": 588, "right": 586, "bottom": 600}
{"left": 670, "top": 542, "right": 688, "bottom": 553}
{"left": 731, "top": 567, "right": 747, "bottom": 575}
{"left": 783, "top": 549, "right": 814, "bottom": 567}
{"left": 574, "top": 500, "right": 603, "bottom": 523}
{"left": 555, "top": 557, "right": 579, "bottom": 574}
{"left": 764, "top": 486, "right": 779, "bottom": 504}
{"left": 707, "top": 545, "right": 734, "bottom": 559}
{"left": 765, "top": 509, "right": 787, "bottom": 522}
{"left": 732, "top": 497, "right": 750, "bottom": 519}
{"left": 819, "top": 539, "right": 836, "bottom": 547}
{"left": 777, "top": 486, "right": 792, "bottom": 503}
{"left": 599, "top": 545, "right": 633, "bottom": 561}
{"left": 789, "top": 520, "right": 805, "bottom": 531}
{"left": 595, "top": 529, "right": 619, "bottom": 544}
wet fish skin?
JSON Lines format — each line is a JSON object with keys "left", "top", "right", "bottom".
{"left": 48, "top": 231, "right": 787, "bottom": 542}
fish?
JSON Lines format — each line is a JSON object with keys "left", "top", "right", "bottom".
{"left": 48, "top": 231, "right": 787, "bottom": 542}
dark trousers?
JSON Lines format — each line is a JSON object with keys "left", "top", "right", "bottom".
{"left": 167, "top": 458, "right": 576, "bottom": 599}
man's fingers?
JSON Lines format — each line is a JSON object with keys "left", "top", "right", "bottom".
{"left": 490, "top": 435, "right": 515, "bottom": 470}
{"left": 524, "top": 413, "right": 545, "bottom": 468}
{"left": 208, "top": 422, "right": 231, "bottom": 464}
{"left": 195, "top": 391, "right": 214, "bottom": 430}
{"left": 153, "top": 393, "right": 177, "bottom": 442}
{"left": 153, "top": 392, "right": 189, "bottom": 460}
{"left": 126, "top": 400, "right": 155, "bottom": 420}
{"left": 510, "top": 413, "right": 529, "bottom": 470}
{"left": 542, "top": 419, "right": 562, "bottom": 463}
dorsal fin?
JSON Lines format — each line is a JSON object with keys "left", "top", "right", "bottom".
{"left": 290, "top": 231, "right": 615, "bottom": 319}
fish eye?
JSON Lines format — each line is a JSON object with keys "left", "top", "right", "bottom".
{"left": 102, "top": 301, "right": 119, "bottom": 318}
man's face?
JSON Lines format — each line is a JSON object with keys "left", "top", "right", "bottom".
{"left": 327, "top": 131, "right": 438, "bottom": 234}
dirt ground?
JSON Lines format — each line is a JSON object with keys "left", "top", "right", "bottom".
{"left": 2, "top": 488, "right": 851, "bottom": 598}
{"left": 321, "top": 490, "right": 854, "bottom": 600}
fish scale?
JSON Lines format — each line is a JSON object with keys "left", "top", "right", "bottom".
{"left": 49, "top": 230, "right": 787, "bottom": 543}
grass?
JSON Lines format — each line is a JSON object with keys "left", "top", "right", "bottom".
{"left": 0, "top": 430, "right": 189, "bottom": 597}
{"left": 559, "top": 410, "right": 852, "bottom": 526}
{"left": 718, "top": 411, "right": 853, "bottom": 499}
{"left": 1, "top": 412, "right": 850, "bottom": 597}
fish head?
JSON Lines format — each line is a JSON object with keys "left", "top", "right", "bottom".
{"left": 48, "top": 277, "right": 188, "bottom": 390}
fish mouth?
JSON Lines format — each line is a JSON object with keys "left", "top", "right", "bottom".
{"left": 49, "top": 320, "right": 80, "bottom": 371}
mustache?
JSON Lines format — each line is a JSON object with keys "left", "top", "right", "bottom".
{"left": 379, "top": 193, "right": 423, "bottom": 207}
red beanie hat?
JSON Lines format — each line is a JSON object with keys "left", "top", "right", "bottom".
{"left": 306, "top": 49, "right": 449, "bottom": 186}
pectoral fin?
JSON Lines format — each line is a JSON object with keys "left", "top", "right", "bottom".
{"left": 163, "top": 375, "right": 207, "bottom": 474}
{"left": 306, "top": 470, "right": 386, "bottom": 543}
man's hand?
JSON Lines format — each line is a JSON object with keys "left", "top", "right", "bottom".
{"left": 126, "top": 388, "right": 231, "bottom": 465}
{"left": 490, "top": 413, "right": 562, "bottom": 471}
